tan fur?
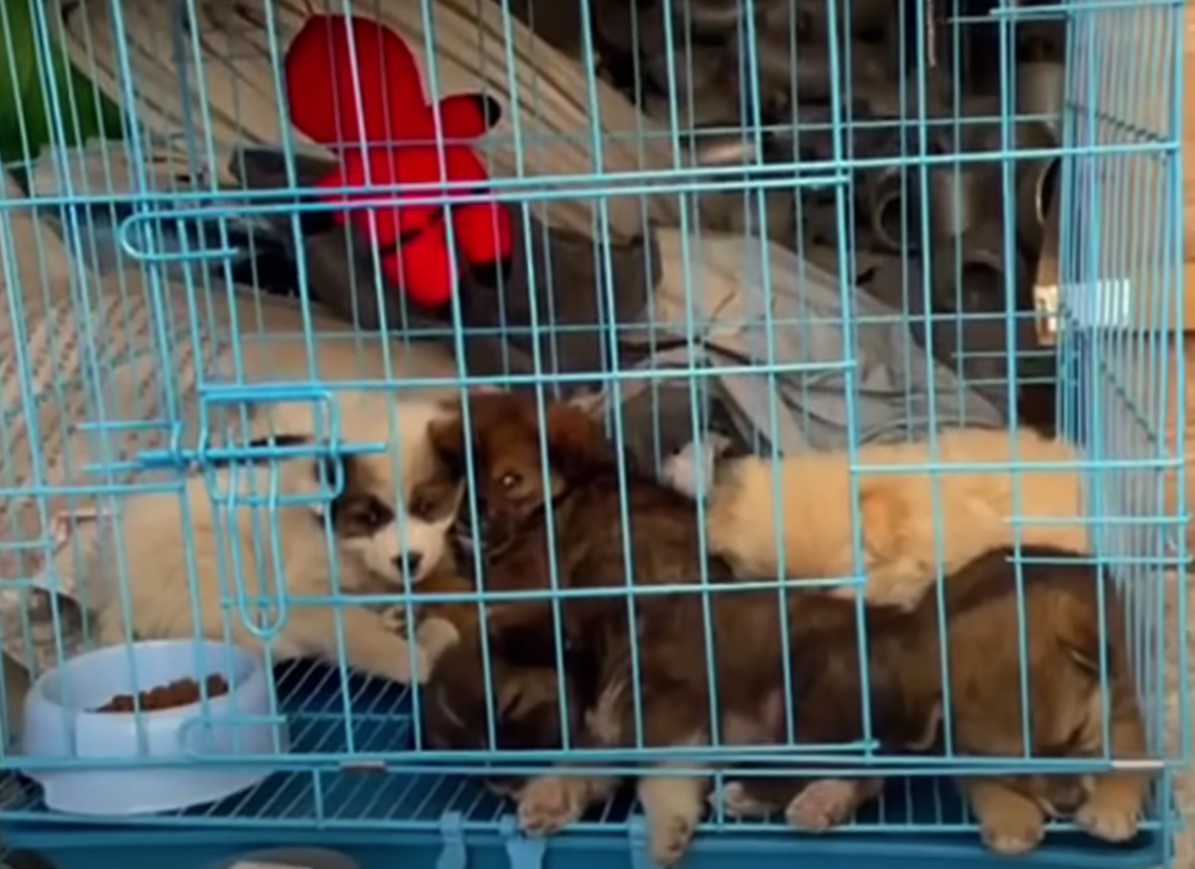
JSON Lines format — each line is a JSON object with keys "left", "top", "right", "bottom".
{"left": 88, "top": 395, "right": 462, "bottom": 684}
{"left": 422, "top": 392, "right": 735, "bottom": 865}
{"left": 681, "top": 428, "right": 1090, "bottom": 610}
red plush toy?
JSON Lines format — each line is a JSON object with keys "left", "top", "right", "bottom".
{"left": 284, "top": 12, "right": 513, "bottom": 308}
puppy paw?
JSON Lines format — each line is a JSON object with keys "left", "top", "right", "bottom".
{"left": 980, "top": 807, "right": 1046, "bottom": 855}
{"left": 409, "top": 651, "right": 435, "bottom": 685}
{"left": 517, "top": 777, "right": 588, "bottom": 837}
{"left": 416, "top": 617, "right": 462, "bottom": 667}
{"left": 379, "top": 605, "right": 409, "bottom": 636}
{"left": 648, "top": 811, "right": 697, "bottom": 867}
{"left": 660, "top": 441, "right": 717, "bottom": 500}
{"left": 1075, "top": 788, "right": 1141, "bottom": 843}
{"left": 717, "top": 782, "right": 773, "bottom": 819}
{"left": 382, "top": 641, "right": 425, "bottom": 685}
{"left": 785, "top": 779, "right": 860, "bottom": 832}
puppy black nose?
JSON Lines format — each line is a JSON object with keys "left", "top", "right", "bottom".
{"left": 395, "top": 553, "right": 423, "bottom": 577}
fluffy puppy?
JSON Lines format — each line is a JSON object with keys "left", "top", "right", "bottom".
{"left": 246, "top": 391, "right": 478, "bottom": 664}
{"left": 662, "top": 428, "right": 1090, "bottom": 611}
{"left": 422, "top": 618, "right": 598, "bottom": 798}
{"left": 88, "top": 396, "right": 463, "bottom": 683}
{"left": 246, "top": 392, "right": 463, "bottom": 584}
{"left": 424, "top": 391, "right": 736, "bottom": 865}
{"left": 716, "top": 547, "right": 1150, "bottom": 856}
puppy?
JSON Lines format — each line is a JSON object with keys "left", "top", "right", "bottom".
{"left": 249, "top": 391, "right": 476, "bottom": 667}
{"left": 423, "top": 617, "right": 601, "bottom": 801}
{"left": 425, "top": 391, "right": 738, "bottom": 865}
{"left": 662, "top": 428, "right": 1090, "bottom": 611}
{"left": 246, "top": 392, "right": 463, "bottom": 585}
{"left": 716, "top": 546, "right": 1150, "bottom": 856}
{"left": 88, "top": 396, "right": 463, "bottom": 683}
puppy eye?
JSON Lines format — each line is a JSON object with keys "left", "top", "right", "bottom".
{"left": 499, "top": 472, "right": 522, "bottom": 490}
{"left": 410, "top": 496, "right": 435, "bottom": 520}
{"left": 355, "top": 497, "right": 392, "bottom": 530}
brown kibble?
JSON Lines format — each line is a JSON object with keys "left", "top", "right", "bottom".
{"left": 92, "top": 674, "right": 231, "bottom": 713}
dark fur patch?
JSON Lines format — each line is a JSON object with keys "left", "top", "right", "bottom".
{"left": 409, "top": 464, "right": 461, "bottom": 524}
{"left": 310, "top": 452, "right": 392, "bottom": 538}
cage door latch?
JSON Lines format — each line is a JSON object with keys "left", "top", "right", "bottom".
{"left": 437, "top": 812, "right": 467, "bottom": 869}
{"left": 502, "top": 817, "right": 545, "bottom": 869}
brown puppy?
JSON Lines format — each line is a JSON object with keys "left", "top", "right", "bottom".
{"left": 422, "top": 617, "right": 590, "bottom": 795}
{"left": 717, "top": 547, "right": 1150, "bottom": 856}
{"left": 425, "top": 391, "right": 738, "bottom": 865}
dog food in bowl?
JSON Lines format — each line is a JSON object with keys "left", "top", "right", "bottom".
{"left": 93, "top": 674, "right": 231, "bottom": 713}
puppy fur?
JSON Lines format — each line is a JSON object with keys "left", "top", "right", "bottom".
{"left": 89, "top": 396, "right": 463, "bottom": 683}
{"left": 426, "top": 417, "right": 1149, "bottom": 860}
{"left": 422, "top": 617, "right": 595, "bottom": 799}
{"left": 662, "top": 428, "right": 1090, "bottom": 611}
{"left": 424, "top": 391, "right": 737, "bottom": 865}
{"left": 423, "top": 396, "right": 1145, "bottom": 859}
{"left": 717, "top": 546, "right": 1150, "bottom": 856}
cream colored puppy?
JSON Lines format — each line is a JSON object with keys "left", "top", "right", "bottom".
{"left": 662, "top": 428, "right": 1090, "bottom": 610}
{"left": 89, "top": 394, "right": 463, "bottom": 684}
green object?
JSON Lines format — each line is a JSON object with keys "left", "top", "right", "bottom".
{"left": 0, "top": 0, "right": 123, "bottom": 167}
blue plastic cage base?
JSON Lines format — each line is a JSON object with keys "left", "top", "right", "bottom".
{"left": 0, "top": 660, "right": 1168, "bottom": 869}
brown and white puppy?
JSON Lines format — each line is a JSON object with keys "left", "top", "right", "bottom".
{"left": 424, "top": 391, "right": 737, "bottom": 866}
{"left": 88, "top": 396, "right": 463, "bottom": 683}
{"left": 716, "top": 547, "right": 1150, "bottom": 856}
{"left": 661, "top": 429, "right": 1090, "bottom": 612}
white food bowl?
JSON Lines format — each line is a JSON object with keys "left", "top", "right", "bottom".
{"left": 20, "top": 639, "right": 287, "bottom": 815}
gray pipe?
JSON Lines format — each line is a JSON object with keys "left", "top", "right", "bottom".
{"left": 791, "top": 0, "right": 898, "bottom": 43}
{"left": 929, "top": 219, "right": 1034, "bottom": 411}
{"left": 1016, "top": 61, "right": 1065, "bottom": 138}
{"left": 860, "top": 166, "right": 921, "bottom": 252}
{"left": 927, "top": 163, "right": 996, "bottom": 239}
{"left": 686, "top": 131, "right": 761, "bottom": 166}
{"left": 677, "top": 0, "right": 747, "bottom": 37}
{"left": 1013, "top": 122, "right": 1060, "bottom": 259}
{"left": 642, "top": 41, "right": 731, "bottom": 102}
{"left": 930, "top": 217, "right": 1029, "bottom": 316}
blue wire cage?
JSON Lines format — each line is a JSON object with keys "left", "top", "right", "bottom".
{"left": 0, "top": 0, "right": 1187, "bottom": 867}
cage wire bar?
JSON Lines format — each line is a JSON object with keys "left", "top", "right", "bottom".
{"left": 0, "top": 0, "right": 1186, "bottom": 866}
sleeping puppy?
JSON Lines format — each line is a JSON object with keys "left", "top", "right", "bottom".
{"left": 661, "top": 428, "right": 1090, "bottom": 611}
{"left": 716, "top": 546, "right": 1150, "bottom": 856}
{"left": 425, "top": 391, "right": 739, "bottom": 865}
{"left": 88, "top": 396, "right": 463, "bottom": 683}
{"left": 422, "top": 617, "right": 609, "bottom": 801}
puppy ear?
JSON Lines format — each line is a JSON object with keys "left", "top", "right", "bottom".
{"left": 427, "top": 411, "right": 466, "bottom": 471}
{"left": 544, "top": 403, "right": 614, "bottom": 479}
{"left": 1056, "top": 595, "right": 1104, "bottom": 681}
{"left": 293, "top": 451, "right": 365, "bottom": 521}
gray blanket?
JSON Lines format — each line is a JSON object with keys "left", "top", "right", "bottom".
{"left": 30, "top": 144, "right": 1006, "bottom": 475}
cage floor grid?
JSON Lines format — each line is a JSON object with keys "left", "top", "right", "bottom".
{"left": 0, "top": 660, "right": 1168, "bottom": 869}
